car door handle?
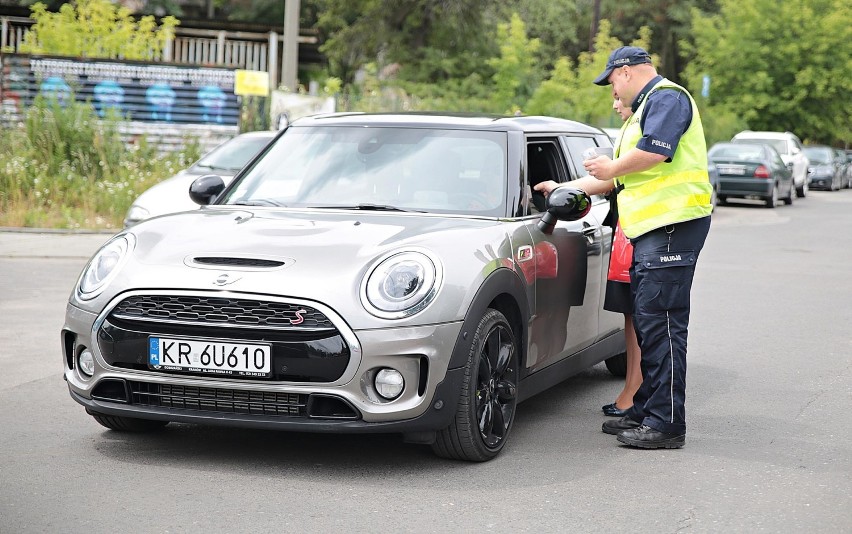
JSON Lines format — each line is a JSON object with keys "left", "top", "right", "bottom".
{"left": 582, "top": 223, "right": 597, "bottom": 237}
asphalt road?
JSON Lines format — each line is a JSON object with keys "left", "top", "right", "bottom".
{"left": 1, "top": 192, "right": 851, "bottom": 533}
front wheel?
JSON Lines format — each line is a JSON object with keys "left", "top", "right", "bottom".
{"left": 88, "top": 411, "right": 169, "bottom": 432}
{"left": 432, "top": 309, "right": 519, "bottom": 462}
{"left": 796, "top": 180, "right": 808, "bottom": 198}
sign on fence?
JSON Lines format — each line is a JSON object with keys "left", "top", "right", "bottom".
{"left": 0, "top": 53, "right": 240, "bottom": 126}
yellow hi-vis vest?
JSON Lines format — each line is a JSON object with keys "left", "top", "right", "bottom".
{"left": 614, "top": 79, "right": 713, "bottom": 239}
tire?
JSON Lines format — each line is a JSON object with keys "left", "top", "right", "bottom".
{"left": 796, "top": 179, "right": 807, "bottom": 198}
{"left": 782, "top": 183, "right": 795, "bottom": 205}
{"left": 89, "top": 412, "right": 169, "bottom": 432}
{"left": 432, "top": 309, "right": 519, "bottom": 462}
{"left": 765, "top": 184, "right": 778, "bottom": 208}
{"left": 604, "top": 352, "right": 627, "bottom": 377}
{"left": 709, "top": 184, "right": 718, "bottom": 211}
{"left": 717, "top": 195, "right": 728, "bottom": 205}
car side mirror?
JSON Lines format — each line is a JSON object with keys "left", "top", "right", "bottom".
{"left": 537, "top": 187, "right": 591, "bottom": 234}
{"left": 189, "top": 174, "right": 226, "bottom": 206}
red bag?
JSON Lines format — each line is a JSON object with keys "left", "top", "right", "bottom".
{"left": 607, "top": 221, "right": 632, "bottom": 283}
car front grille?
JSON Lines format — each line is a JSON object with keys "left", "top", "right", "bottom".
{"left": 110, "top": 295, "right": 334, "bottom": 330}
{"left": 129, "top": 381, "right": 307, "bottom": 416}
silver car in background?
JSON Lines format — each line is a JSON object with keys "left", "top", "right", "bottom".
{"left": 123, "top": 130, "right": 277, "bottom": 227}
{"left": 64, "top": 113, "right": 626, "bottom": 461}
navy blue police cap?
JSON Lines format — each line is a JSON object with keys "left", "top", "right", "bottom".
{"left": 593, "top": 46, "right": 652, "bottom": 86}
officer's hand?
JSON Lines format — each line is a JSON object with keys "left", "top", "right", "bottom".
{"left": 584, "top": 155, "right": 615, "bottom": 181}
{"left": 533, "top": 180, "right": 560, "bottom": 197}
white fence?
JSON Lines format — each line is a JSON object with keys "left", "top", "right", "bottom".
{"left": 1, "top": 16, "right": 316, "bottom": 89}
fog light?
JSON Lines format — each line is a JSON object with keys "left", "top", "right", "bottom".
{"left": 78, "top": 349, "right": 95, "bottom": 377}
{"left": 374, "top": 368, "right": 404, "bottom": 400}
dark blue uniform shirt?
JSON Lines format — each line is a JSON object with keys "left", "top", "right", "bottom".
{"left": 630, "top": 75, "right": 693, "bottom": 162}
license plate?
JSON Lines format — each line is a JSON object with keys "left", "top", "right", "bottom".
{"left": 148, "top": 337, "right": 271, "bottom": 377}
{"left": 717, "top": 165, "right": 746, "bottom": 175}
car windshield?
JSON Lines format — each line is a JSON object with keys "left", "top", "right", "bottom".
{"left": 221, "top": 126, "right": 508, "bottom": 216}
{"left": 736, "top": 138, "right": 787, "bottom": 154}
{"left": 193, "top": 136, "right": 272, "bottom": 172}
{"left": 709, "top": 144, "right": 764, "bottom": 162}
{"left": 803, "top": 147, "right": 833, "bottom": 164}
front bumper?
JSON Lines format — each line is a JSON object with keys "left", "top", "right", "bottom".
{"left": 63, "top": 292, "right": 466, "bottom": 432}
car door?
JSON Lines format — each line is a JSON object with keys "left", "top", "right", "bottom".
{"left": 522, "top": 134, "right": 607, "bottom": 372}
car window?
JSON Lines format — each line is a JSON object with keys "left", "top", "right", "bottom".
{"left": 560, "top": 135, "right": 600, "bottom": 179}
{"left": 768, "top": 148, "right": 785, "bottom": 168}
{"left": 222, "top": 127, "right": 508, "bottom": 216}
{"left": 803, "top": 148, "right": 832, "bottom": 164}
{"left": 709, "top": 144, "right": 765, "bottom": 162}
{"left": 194, "top": 136, "right": 272, "bottom": 172}
{"left": 734, "top": 138, "right": 787, "bottom": 155}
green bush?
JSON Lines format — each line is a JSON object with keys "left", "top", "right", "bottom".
{"left": 0, "top": 98, "right": 200, "bottom": 230}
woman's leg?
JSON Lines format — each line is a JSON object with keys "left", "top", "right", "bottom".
{"left": 614, "top": 314, "right": 642, "bottom": 409}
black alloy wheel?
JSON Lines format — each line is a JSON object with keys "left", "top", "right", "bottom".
{"left": 432, "top": 309, "right": 519, "bottom": 461}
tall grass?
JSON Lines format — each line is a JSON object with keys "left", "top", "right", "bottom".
{"left": 0, "top": 97, "right": 201, "bottom": 230}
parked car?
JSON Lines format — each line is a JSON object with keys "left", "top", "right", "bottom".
{"left": 123, "top": 130, "right": 278, "bottom": 227}
{"left": 707, "top": 142, "right": 795, "bottom": 208}
{"left": 63, "top": 113, "right": 628, "bottom": 462}
{"left": 803, "top": 145, "right": 845, "bottom": 191}
{"left": 731, "top": 130, "right": 809, "bottom": 198}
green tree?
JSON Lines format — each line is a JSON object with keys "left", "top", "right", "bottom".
{"left": 683, "top": 0, "right": 852, "bottom": 144}
{"left": 487, "top": 13, "right": 541, "bottom": 113}
{"left": 19, "top": 0, "right": 178, "bottom": 60}
{"left": 526, "top": 20, "right": 654, "bottom": 127}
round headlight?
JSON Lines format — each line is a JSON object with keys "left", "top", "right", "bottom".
{"left": 374, "top": 368, "right": 404, "bottom": 400}
{"left": 361, "top": 250, "right": 441, "bottom": 318}
{"left": 78, "top": 234, "right": 135, "bottom": 300}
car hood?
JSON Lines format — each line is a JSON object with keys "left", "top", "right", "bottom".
{"left": 88, "top": 207, "right": 512, "bottom": 329}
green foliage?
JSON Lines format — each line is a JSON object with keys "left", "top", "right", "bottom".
{"left": 0, "top": 99, "right": 200, "bottom": 229}
{"left": 19, "top": 0, "right": 178, "bottom": 60}
{"left": 487, "top": 13, "right": 542, "bottom": 113}
{"left": 684, "top": 0, "right": 852, "bottom": 144}
{"left": 527, "top": 21, "right": 654, "bottom": 127}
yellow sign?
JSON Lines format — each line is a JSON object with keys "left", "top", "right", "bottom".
{"left": 234, "top": 70, "right": 270, "bottom": 96}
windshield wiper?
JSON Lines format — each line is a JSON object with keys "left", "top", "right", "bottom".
{"left": 313, "top": 203, "right": 423, "bottom": 213}
{"left": 232, "top": 199, "right": 287, "bottom": 207}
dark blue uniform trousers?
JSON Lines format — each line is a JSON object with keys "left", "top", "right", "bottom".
{"left": 625, "top": 215, "right": 711, "bottom": 435}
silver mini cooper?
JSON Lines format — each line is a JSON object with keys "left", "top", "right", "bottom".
{"left": 63, "top": 113, "right": 626, "bottom": 461}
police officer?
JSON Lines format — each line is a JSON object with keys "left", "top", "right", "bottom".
{"left": 536, "top": 46, "right": 713, "bottom": 449}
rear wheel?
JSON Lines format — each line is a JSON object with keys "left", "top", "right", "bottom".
{"left": 765, "top": 184, "right": 778, "bottom": 208}
{"left": 432, "top": 309, "right": 518, "bottom": 462}
{"left": 89, "top": 411, "right": 169, "bottom": 432}
{"left": 782, "top": 183, "right": 795, "bottom": 205}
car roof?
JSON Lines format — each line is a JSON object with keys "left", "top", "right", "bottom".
{"left": 290, "top": 112, "right": 603, "bottom": 135}
{"left": 732, "top": 131, "right": 798, "bottom": 140}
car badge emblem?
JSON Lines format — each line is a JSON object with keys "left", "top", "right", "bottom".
{"left": 213, "top": 273, "right": 241, "bottom": 286}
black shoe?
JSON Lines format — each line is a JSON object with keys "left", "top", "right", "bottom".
{"left": 602, "top": 416, "right": 640, "bottom": 435}
{"left": 603, "top": 404, "right": 631, "bottom": 417}
{"left": 617, "top": 425, "right": 685, "bottom": 449}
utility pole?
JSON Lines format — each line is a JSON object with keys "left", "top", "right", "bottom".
{"left": 281, "top": 0, "right": 300, "bottom": 92}
{"left": 590, "top": 0, "right": 601, "bottom": 52}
